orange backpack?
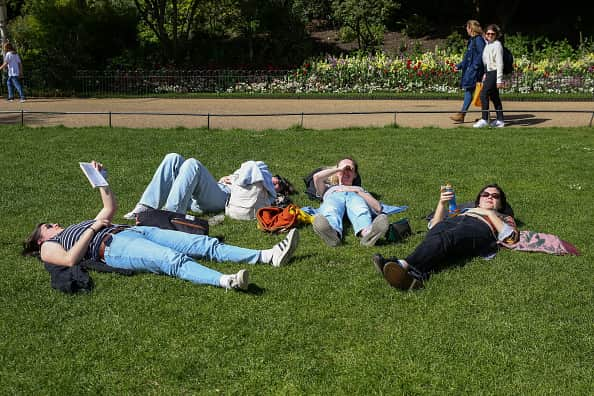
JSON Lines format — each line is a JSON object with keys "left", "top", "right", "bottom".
{"left": 256, "top": 204, "right": 310, "bottom": 233}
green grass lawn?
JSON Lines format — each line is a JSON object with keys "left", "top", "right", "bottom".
{"left": 1, "top": 125, "right": 592, "bottom": 394}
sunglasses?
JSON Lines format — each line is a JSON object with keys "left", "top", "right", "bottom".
{"left": 480, "top": 192, "right": 501, "bottom": 199}
{"left": 486, "top": 32, "right": 496, "bottom": 36}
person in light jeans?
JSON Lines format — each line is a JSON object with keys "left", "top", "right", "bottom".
{"left": 22, "top": 161, "right": 300, "bottom": 291}
{"left": 311, "top": 157, "right": 388, "bottom": 247}
{"left": 124, "top": 153, "right": 295, "bottom": 219}
{"left": 0, "top": 42, "right": 25, "bottom": 102}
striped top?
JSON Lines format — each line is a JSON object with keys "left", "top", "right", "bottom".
{"left": 45, "top": 220, "right": 127, "bottom": 261}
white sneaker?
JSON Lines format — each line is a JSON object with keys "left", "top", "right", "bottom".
{"left": 360, "top": 214, "right": 389, "bottom": 247}
{"left": 123, "top": 203, "right": 151, "bottom": 220}
{"left": 473, "top": 119, "right": 489, "bottom": 128}
{"left": 271, "top": 228, "right": 299, "bottom": 267}
{"left": 490, "top": 120, "right": 505, "bottom": 128}
{"left": 19, "top": 99, "right": 25, "bottom": 103}
{"left": 220, "top": 269, "right": 249, "bottom": 290}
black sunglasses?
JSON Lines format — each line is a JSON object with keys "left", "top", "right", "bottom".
{"left": 480, "top": 192, "right": 501, "bottom": 199}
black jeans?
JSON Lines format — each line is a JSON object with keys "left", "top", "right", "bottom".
{"left": 406, "top": 216, "right": 496, "bottom": 280}
{"left": 480, "top": 70, "right": 504, "bottom": 121}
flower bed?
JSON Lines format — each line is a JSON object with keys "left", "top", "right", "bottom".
{"left": 227, "top": 51, "right": 594, "bottom": 95}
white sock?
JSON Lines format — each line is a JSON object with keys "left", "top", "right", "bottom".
{"left": 219, "top": 274, "right": 231, "bottom": 288}
{"left": 259, "top": 249, "right": 273, "bottom": 263}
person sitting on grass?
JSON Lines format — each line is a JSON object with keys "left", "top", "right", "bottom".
{"left": 373, "top": 183, "right": 518, "bottom": 290}
{"left": 311, "top": 157, "right": 389, "bottom": 247}
{"left": 124, "top": 153, "right": 295, "bottom": 220}
{"left": 22, "top": 161, "right": 300, "bottom": 291}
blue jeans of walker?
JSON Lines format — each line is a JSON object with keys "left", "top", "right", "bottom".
{"left": 318, "top": 191, "right": 373, "bottom": 237}
{"left": 405, "top": 215, "right": 495, "bottom": 279}
{"left": 103, "top": 227, "right": 260, "bottom": 286}
{"left": 139, "top": 153, "right": 230, "bottom": 214}
{"left": 461, "top": 86, "right": 473, "bottom": 112}
{"left": 7, "top": 76, "right": 24, "bottom": 100}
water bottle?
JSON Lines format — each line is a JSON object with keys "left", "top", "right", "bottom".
{"left": 444, "top": 183, "right": 458, "bottom": 214}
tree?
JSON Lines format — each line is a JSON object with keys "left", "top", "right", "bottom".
{"left": 133, "top": 0, "right": 204, "bottom": 62}
{"left": 332, "top": 0, "right": 399, "bottom": 50}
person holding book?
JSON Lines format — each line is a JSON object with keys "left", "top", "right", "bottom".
{"left": 124, "top": 153, "right": 295, "bottom": 219}
{"left": 22, "top": 161, "right": 300, "bottom": 291}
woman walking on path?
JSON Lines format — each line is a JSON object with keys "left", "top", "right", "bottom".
{"left": 474, "top": 24, "right": 506, "bottom": 128}
{"left": 450, "top": 20, "right": 485, "bottom": 123}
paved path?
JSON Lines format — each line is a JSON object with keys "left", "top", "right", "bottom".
{"left": 1, "top": 98, "right": 592, "bottom": 129}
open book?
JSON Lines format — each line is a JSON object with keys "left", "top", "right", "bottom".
{"left": 79, "top": 162, "right": 109, "bottom": 188}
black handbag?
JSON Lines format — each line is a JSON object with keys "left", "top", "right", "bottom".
{"left": 136, "top": 209, "right": 209, "bottom": 235}
{"left": 385, "top": 218, "right": 412, "bottom": 242}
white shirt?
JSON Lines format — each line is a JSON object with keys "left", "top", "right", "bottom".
{"left": 482, "top": 40, "right": 504, "bottom": 83}
{"left": 3, "top": 51, "right": 22, "bottom": 77}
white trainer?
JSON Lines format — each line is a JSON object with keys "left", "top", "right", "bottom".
{"left": 220, "top": 269, "right": 249, "bottom": 290}
{"left": 123, "top": 203, "right": 151, "bottom": 220}
{"left": 271, "top": 228, "right": 299, "bottom": 267}
{"left": 473, "top": 119, "right": 489, "bottom": 128}
{"left": 490, "top": 120, "right": 505, "bottom": 128}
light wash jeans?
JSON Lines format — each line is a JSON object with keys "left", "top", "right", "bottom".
{"left": 103, "top": 227, "right": 260, "bottom": 286}
{"left": 139, "top": 153, "right": 230, "bottom": 214}
{"left": 7, "top": 76, "right": 24, "bottom": 100}
{"left": 318, "top": 189, "right": 374, "bottom": 237}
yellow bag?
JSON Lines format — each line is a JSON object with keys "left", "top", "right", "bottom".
{"left": 472, "top": 82, "right": 483, "bottom": 107}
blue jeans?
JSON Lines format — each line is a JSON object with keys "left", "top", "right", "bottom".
{"left": 318, "top": 190, "right": 374, "bottom": 237}
{"left": 7, "top": 76, "right": 24, "bottom": 100}
{"left": 103, "top": 226, "right": 260, "bottom": 286}
{"left": 461, "top": 87, "right": 473, "bottom": 113}
{"left": 139, "top": 153, "right": 230, "bottom": 214}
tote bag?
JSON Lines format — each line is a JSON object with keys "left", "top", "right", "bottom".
{"left": 472, "top": 82, "right": 483, "bottom": 107}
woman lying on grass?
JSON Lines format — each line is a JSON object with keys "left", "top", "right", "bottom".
{"left": 373, "top": 183, "right": 518, "bottom": 290}
{"left": 312, "top": 157, "right": 389, "bottom": 247}
{"left": 22, "top": 161, "right": 299, "bottom": 291}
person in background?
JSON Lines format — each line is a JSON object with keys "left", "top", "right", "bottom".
{"left": 0, "top": 42, "right": 25, "bottom": 103}
{"left": 23, "top": 161, "right": 300, "bottom": 291}
{"left": 450, "top": 20, "right": 485, "bottom": 123}
{"left": 311, "top": 157, "right": 388, "bottom": 247}
{"left": 373, "top": 183, "right": 518, "bottom": 290}
{"left": 474, "top": 24, "right": 505, "bottom": 128}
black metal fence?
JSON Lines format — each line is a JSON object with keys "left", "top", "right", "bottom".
{"left": 70, "top": 70, "right": 292, "bottom": 96}
{"left": 2, "top": 69, "right": 593, "bottom": 98}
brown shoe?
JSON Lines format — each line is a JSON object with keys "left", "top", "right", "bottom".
{"left": 383, "top": 261, "right": 424, "bottom": 291}
{"left": 449, "top": 112, "right": 465, "bottom": 122}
